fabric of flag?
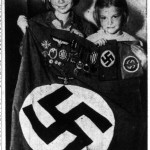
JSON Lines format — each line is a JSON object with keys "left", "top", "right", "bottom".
{"left": 10, "top": 19, "right": 146, "bottom": 150}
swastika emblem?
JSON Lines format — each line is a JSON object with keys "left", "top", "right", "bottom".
{"left": 123, "top": 56, "right": 139, "bottom": 73}
{"left": 20, "top": 84, "right": 115, "bottom": 150}
{"left": 100, "top": 50, "right": 115, "bottom": 67}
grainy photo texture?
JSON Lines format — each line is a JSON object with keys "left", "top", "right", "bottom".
{"left": 6, "top": 0, "right": 147, "bottom": 150}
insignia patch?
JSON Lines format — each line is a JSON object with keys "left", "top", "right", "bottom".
{"left": 41, "top": 40, "right": 51, "bottom": 49}
{"left": 20, "top": 84, "right": 115, "bottom": 150}
{"left": 59, "top": 49, "right": 67, "bottom": 60}
{"left": 100, "top": 50, "right": 115, "bottom": 67}
{"left": 48, "top": 48, "right": 57, "bottom": 59}
{"left": 123, "top": 56, "right": 139, "bottom": 72}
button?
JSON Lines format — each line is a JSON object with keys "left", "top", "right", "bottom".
{"left": 83, "top": 64, "right": 90, "bottom": 72}
{"left": 49, "top": 59, "right": 53, "bottom": 64}
{"left": 54, "top": 60, "right": 58, "bottom": 64}
{"left": 58, "top": 62, "right": 62, "bottom": 66}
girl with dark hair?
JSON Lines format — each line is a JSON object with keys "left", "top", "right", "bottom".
{"left": 87, "top": 0, "right": 146, "bottom": 68}
{"left": 17, "top": 0, "right": 96, "bottom": 37}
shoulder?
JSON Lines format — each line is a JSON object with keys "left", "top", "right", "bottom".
{"left": 122, "top": 32, "right": 144, "bottom": 46}
{"left": 86, "top": 31, "right": 100, "bottom": 42}
{"left": 86, "top": 29, "right": 105, "bottom": 40}
{"left": 29, "top": 11, "right": 52, "bottom": 27}
{"left": 122, "top": 32, "right": 137, "bottom": 41}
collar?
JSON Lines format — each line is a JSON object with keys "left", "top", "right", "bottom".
{"left": 45, "top": 11, "right": 74, "bottom": 29}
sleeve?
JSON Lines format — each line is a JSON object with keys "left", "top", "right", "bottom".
{"left": 131, "top": 41, "right": 147, "bottom": 69}
{"left": 19, "top": 39, "right": 23, "bottom": 56}
{"left": 19, "top": 34, "right": 27, "bottom": 56}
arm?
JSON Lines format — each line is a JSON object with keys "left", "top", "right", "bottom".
{"left": 131, "top": 44, "right": 147, "bottom": 69}
{"left": 70, "top": 28, "right": 84, "bottom": 37}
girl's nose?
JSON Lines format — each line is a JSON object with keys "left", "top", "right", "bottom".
{"left": 58, "top": 0, "right": 65, "bottom": 4}
{"left": 108, "top": 18, "right": 113, "bottom": 25}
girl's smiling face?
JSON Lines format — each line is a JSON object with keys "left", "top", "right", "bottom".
{"left": 99, "top": 6, "right": 122, "bottom": 35}
{"left": 50, "top": 0, "right": 73, "bottom": 14}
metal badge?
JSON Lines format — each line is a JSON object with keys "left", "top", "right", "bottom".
{"left": 74, "top": 61, "right": 84, "bottom": 76}
{"left": 48, "top": 48, "right": 58, "bottom": 59}
{"left": 41, "top": 40, "right": 51, "bottom": 49}
{"left": 123, "top": 56, "right": 139, "bottom": 73}
{"left": 83, "top": 64, "right": 90, "bottom": 73}
{"left": 49, "top": 59, "right": 53, "bottom": 64}
{"left": 90, "top": 52, "right": 98, "bottom": 64}
{"left": 53, "top": 38, "right": 69, "bottom": 47}
{"left": 76, "top": 61, "right": 84, "bottom": 69}
{"left": 58, "top": 76, "right": 74, "bottom": 84}
{"left": 58, "top": 62, "right": 62, "bottom": 66}
{"left": 42, "top": 51, "right": 48, "bottom": 58}
{"left": 71, "top": 40, "right": 78, "bottom": 49}
{"left": 54, "top": 60, "right": 58, "bottom": 65}
{"left": 59, "top": 49, "right": 67, "bottom": 60}
{"left": 100, "top": 50, "right": 115, "bottom": 67}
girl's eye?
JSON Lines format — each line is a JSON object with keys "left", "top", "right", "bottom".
{"left": 113, "top": 15, "right": 120, "bottom": 19}
{"left": 113, "top": 16, "right": 118, "bottom": 18}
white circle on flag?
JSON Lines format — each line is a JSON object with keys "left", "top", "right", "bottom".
{"left": 20, "top": 84, "right": 115, "bottom": 150}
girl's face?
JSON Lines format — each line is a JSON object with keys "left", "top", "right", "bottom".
{"left": 99, "top": 6, "right": 122, "bottom": 35}
{"left": 49, "top": 0, "right": 73, "bottom": 14}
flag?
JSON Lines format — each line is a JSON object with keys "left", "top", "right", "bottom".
{"left": 10, "top": 20, "right": 145, "bottom": 150}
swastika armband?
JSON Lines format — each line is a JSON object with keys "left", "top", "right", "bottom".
{"left": 118, "top": 42, "right": 143, "bottom": 79}
{"left": 97, "top": 41, "right": 143, "bottom": 80}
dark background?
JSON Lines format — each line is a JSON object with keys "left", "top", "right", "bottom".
{"left": 5, "top": 0, "right": 46, "bottom": 149}
{"left": 5, "top": 0, "right": 147, "bottom": 150}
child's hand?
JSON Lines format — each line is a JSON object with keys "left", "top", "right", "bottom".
{"left": 95, "top": 38, "right": 107, "bottom": 46}
{"left": 70, "top": 29, "right": 84, "bottom": 37}
{"left": 17, "top": 15, "right": 28, "bottom": 34}
{"left": 131, "top": 44, "right": 147, "bottom": 68}
{"left": 86, "top": 34, "right": 107, "bottom": 46}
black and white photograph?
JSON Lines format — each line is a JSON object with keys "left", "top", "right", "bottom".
{"left": 4, "top": 0, "right": 147, "bottom": 150}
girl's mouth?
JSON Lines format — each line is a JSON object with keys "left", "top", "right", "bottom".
{"left": 107, "top": 27, "right": 115, "bottom": 29}
{"left": 58, "top": 4, "right": 68, "bottom": 9}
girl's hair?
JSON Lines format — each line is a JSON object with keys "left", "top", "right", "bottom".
{"left": 94, "top": 0, "right": 129, "bottom": 27}
{"left": 45, "top": 0, "right": 80, "bottom": 11}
